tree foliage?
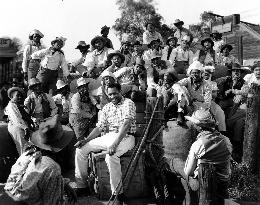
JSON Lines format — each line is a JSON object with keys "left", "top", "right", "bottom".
{"left": 113, "top": 0, "right": 174, "bottom": 42}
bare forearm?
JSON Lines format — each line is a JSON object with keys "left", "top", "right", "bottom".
{"left": 115, "top": 119, "right": 132, "bottom": 145}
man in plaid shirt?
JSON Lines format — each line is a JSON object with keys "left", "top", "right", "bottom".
{"left": 74, "top": 83, "right": 136, "bottom": 203}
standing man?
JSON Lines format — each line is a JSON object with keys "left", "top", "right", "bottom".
{"left": 173, "top": 19, "right": 193, "bottom": 46}
{"left": 31, "top": 37, "right": 69, "bottom": 95}
{"left": 74, "top": 83, "right": 136, "bottom": 204}
{"left": 74, "top": 41, "right": 90, "bottom": 67}
{"left": 101, "top": 25, "right": 114, "bottom": 49}
{"left": 142, "top": 21, "right": 163, "bottom": 47}
{"left": 22, "top": 29, "right": 44, "bottom": 81}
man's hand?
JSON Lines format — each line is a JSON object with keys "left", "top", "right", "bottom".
{"left": 74, "top": 139, "right": 88, "bottom": 149}
{"left": 108, "top": 142, "right": 119, "bottom": 156}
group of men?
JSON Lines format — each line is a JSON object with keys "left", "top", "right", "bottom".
{"left": 1, "top": 18, "right": 258, "bottom": 205}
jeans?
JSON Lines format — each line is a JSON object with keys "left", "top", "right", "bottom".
{"left": 75, "top": 132, "right": 135, "bottom": 194}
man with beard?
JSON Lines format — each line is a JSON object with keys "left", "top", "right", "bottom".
{"left": 216, "top": 44, "right": 239, "bottom": 69}
{"left": 74, "top": 83, "right": 136, "bottom": 205}
{"left": 173, "top": 19, "right": 193, "bottom": 46}
{"left": 69, "top": 77, "right": 98, "bottom": 140}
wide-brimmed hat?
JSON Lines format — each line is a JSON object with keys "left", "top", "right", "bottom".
{"left": 107, "top": 50, "right": 125, "bottom": 63}
{"left": 203, "top": 66, "right": 215, "bottom": 73}
{"left": 7, "top": 87, "right": 25, "bottom": 99}
{"left": 56, "top": 80, "right": 68, "bottom": 90}
{"left": 77, "top": 77, "right": 90, "bottom": 88}
{"left": 210, "top": 31, "right": 222, "bottom": 38}
{"left": 174, "top": 19, "right": 184, "bottom": 26}
{"left": 101, "top": 70, "right": 116, "bottom": 79}
{"left": 75, "top": 41, "right": 90, "bottom": 49}
{"left": 28, "top": 78, "right": 41, "bottom": 89}
{"left": 166, "top": 36, "right": 177, "bottom": 45}
{"left": 220, "top": 44, "right": 233, "bottom": 53}
{"left": 51, "top": 36, "right": 67, "bottom": 47}
{"left": 201, "top": 37, "right": 214, "bottom": 47}
{"left": 91, "top": 36, "right": 106, "bottom": 47}
{"left": 185, "top": 109, "right": 215, "bottom": 127}
{"left": 101, "top": 25, "right": 110, "bottom": 31}
{"left": 29, "top": 29, "right": 44, "bottom": 39}
{"left": 31, "top": 115, "right": 74, "bottom": 151}
{"left": 187, "top": 61, "right": 204, "bottom": 75}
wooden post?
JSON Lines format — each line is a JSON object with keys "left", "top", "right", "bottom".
{"left": 237, "top": 35, "right": 243, "bottom": 65}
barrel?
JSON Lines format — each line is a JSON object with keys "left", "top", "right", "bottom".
{"left": 163, "top": 120, "right": 195, "bottom": 177}
{"left": 0, "top": 122, "right": 19, "bottom": 182}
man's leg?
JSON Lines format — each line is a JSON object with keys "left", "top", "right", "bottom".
{"left": 210, "top": 101, "right": 226, "bottom": 132}
{"left": 105, "top": 135, "right": 135, "bottom": 195}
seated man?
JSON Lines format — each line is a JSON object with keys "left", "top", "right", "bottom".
{"left": 172, "top": 61, "right": 212, "bottom": 125}
{"left": 24, "top": 78, "right": 58, "bottom": 127}
{"left": 216, "top": 44, "right": 239, "bottom": 69}
{"left": 104, "top": 50, "right": 126, "bottom": 73}
{"left": 74, "top": 83, "right": 136, "bottom": 204}
{"left": 143, "top": 39, "right": 163, "bottom": 66}
{"left": 184, "top": 109, "right": 232, "bottom": 205}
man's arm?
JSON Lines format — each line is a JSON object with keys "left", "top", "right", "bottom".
{"left": 31, "top": 48, "right": 49, "bottom": 59}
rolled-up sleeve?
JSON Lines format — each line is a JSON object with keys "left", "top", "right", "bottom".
{"left": 96, "top": 108, "right": 108, "bottom": 131}
{"left": 124, "top": 100, "right": 136, "bottom": 120}
{"left": 22, "top": 45, "right": 30, "bottom": 73}
{"left": 61, "top": 55, "right": 69, "bottom": 77}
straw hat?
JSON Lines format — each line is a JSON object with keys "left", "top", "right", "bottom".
{"left": 56, "top": 80, "right": 68, "bottom": 90}
{"left": 106, "top": 50, "right": 125, "bottom": 63}
{"left": 29, "top": 29, "right": 44, "bottom": 39}
{"left": 51, "top": 36, "right": 67, "bottom": 47}
{"left": 7, "top": 87, "right": 25, "bottom": 99}
{"left": 31, "top": 115, "right": 74, "bottom": 151}
{"left": 185, "top": 109, "right": 215, "bottom": 127}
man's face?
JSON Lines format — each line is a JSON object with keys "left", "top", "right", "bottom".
{"left": 222, "top": 48, "right": 230, "bottom": 57}
{"left": 79, "top": 47, "right": 89, "bottom": 55}
{"left": 78, "top": 85, "right": 88, "bottom": 96}
{"left": 181, "top": 39, "right": 189, "bottom": 49}
{"left": 151, "top": 58, "right": 160, "bottom": 67}
{"left": 232, "top": 69, "right": 241, "bottom": 79}
{"left": 103, "top": 76, "right": 115, "bottom": 86}
{"left": 33, "top": 34, "right": 41, "bottom": 43}
{"left": 202, "top": 71, "right": 211, "bottom": 80}
{"left": 111, "top": 55, "right": 123, "bottom": 67}
{"left": 254, "top": 67, "right": 260, "bottom": 79}
{"left": 133, "top": 44, "right": 141, "bottom": 53}
{"left": 190, "top": 69, "right": 201, "bottom": 82}
{"left": 94, "top": 39, "right": 104, "bottom": 51}
{"left": 11, "top": 91, "right": 23, "bottom": 104}
{"left": 32, "top": 84, "right": 42, "bottom": 94}
{"left": 102, "top": 29, "right": 109, "bottom": 37}
{"left": 147, "top": 24, "right": 155, "bottom": 33}
{"left": 168, "top": 39, "right": 176, "bottom": 47}
{"left": 175, "top": 23, "right": 182, "bottom": 29}
{"left": 53, "top": 40, "right": 63, "bottom": 50}
{"left": 107, "top": 87, "right": 122, "bottom": 105}
{"left": 203, "top": 41, "right": 212, "bottom": 50}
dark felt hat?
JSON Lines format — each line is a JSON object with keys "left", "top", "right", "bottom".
{"left": 201, "top": 37, "right": 214, "bottom": 47}
{"left": 90, "top": 36, "right": 106, "bottom": 47}
{"left": 75, "top": 41, "right": 90, "bottom": 49}
{"left": 220, "top": 44, "right": 233, "bottom": 53}
{"left": 107, "top": 50, "right": 125, "bottom": 63}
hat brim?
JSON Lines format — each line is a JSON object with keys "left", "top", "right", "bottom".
{"left": 75, "top": 45, "right": 90, "bottom": 49}
{"left": 107, "top": 52, "right": 125, "bottom": 63}
{"left": 174, "top": 21, "right": 184, "bottom": 26}
{"left": 7, "top": 87, "right": 25, "bottom": 99}
{"left": 166, "top": 37, "right": 177, "bottom": 45}
{"left": 185, "top": 115, "right": 215, "bottom": 127}
{"left": 31, "top": 125, "right": 74, "bottom": 151}
{"left": 91, "top": 36, "right": 106, "bottom": 47}
{"left": 201, "top": 38, "right": 214, "bottom": 47}
{"left": 220, "top": 45, "right": 233, "bottom": 53}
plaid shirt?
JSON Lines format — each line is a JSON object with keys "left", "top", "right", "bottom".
{"left": 97, "top": 97, "right": 136, "bottom": 134}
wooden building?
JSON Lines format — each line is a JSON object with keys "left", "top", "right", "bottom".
{"left": 211, "top": 14, "right": 260, "bottom": 65}
{"left": 0, "top": 38, "right": 19, "bottom": 85}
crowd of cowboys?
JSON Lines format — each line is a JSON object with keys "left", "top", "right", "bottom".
{"left": 1, "top": 18, "right": 260, "bottom": 205}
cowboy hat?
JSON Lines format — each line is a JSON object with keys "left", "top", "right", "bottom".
{"left": 90, "top": 36, "right": 106, "bottom": 47}
{"left": 28, "top": 78, "right": 41, "bottom": 89}
{"left": 101, "top": 25, "right": 110, "bottom": 31}
{"left": 77, "top": 77, "right": 90, "bottom": 88}
{"left": 185, "top": 109, "right": 215, "bottom": 127}
{"left": 29, "top": 29, "right": 44, "bottom": 39}
{"left": 51, "top": 36, "right": 67, "bottom": 47}
{"left": 166, "top": 36, "right": 177, "bottom": 45}
{"left": 100, "top": 70, "right": 116, "bottom": 79}
{"left": 220, "top": 44, "right": 233, "bottom": 53}
{"left": 187, "top": 61, "right": 204, "bottom": 75}
{"left": 7, "top": 87, "right": 25, "bottom": 99}
{"left": 210, "top": 31, "right": 222, "bottom": 38}
{"left": 201, "top": 37, "right": 214, "bottom": 47}
{"left": 106, "top": 50, "right": 125, "bottom": 63}
{"left": 75, "top": 41, "right": 90, "bottom": 49}
{"left": 174, "top": 19, "right": 184, "bottom": 26}
{"left": 56, "top": 80, "right": 68, "bottom": 90}
{"left": 147, "top": 38, "right": 161, "bottom": 48}
{"left": 30, "top": 115, "right": 74, "bottom": 151}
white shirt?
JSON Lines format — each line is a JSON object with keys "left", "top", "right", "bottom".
{"left": 31, "top": 48, "right": 69, "bottom": 77}
{"left": 142, "top": 30, "right": 163, "bottom": 45}
{"left": 22, "top": 44, "right": 43, "bottom": 73}
{"left": 5, "top": 101, "right": 28, "bottom": 130}
{"left": 244, "top": 73, "right": 260, "bottom": 86}
{"left": 169, "top": 46, "right": 194, "bottom": 65}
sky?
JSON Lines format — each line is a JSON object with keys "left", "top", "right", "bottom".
{"left": 1, "top": 0, "right": 260, "bottom": 62}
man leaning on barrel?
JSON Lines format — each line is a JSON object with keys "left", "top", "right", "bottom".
{"left": 74, "top": 82, "right": 136, "bottom": 205}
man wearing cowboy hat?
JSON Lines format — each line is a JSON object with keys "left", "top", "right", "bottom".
{"left": 4, "top": 115, "right": 77, "bottom": 204}
{"left": 101, "top": 25, "right": 114, "bottom": 49}
{"left": 184, "top": 109, "right": 232, "bottom": 205}
{"left": 210, "top": 31, "right": 225, "bottom": 55}
{"left": 53, "top": 80, "right": 71, "bottom": 125}
{"left": 162, "top": 36, "right": 177, "bottom": 61}
{"left": 24, "top": 78, "right": 58, "bottom": 127}
{"left": 74, "top": 82, "right": 136, "bottom": 204}
{"left": 194, "top": 37, "right": 217, "bottom": 66}
{"left": 105, "top": 50, "right": 126, "bottom": 73}
{"left": 143, "top": 38, "right": 163, "bottom": 66}
{"left": 5, "top": 86, "right": 33, "bottom": 155}
{"left": 82, "top": 36, "right": 113, "bottom": 78}
{"left": 120, "top": 40, "right": 132, "bottom": 67}
{"left": 142, "top": 21, "right": 164, "bottom": 46}
{"left": 173, "top": 19, "right": 193, "bottom": 45}
{"left": 22, "top": 29, "right": 44, "bottom": 81}
{"left": 73, "top": 41, "right": 90, "bottom": 66}
{"left": 69, "top": 77, "right": 98, "bottom": 140}
{"left": 216, "top": 44, "right": 239, "bottom": 68}
{"left": 169, "top": 35, "right": 194, "bottom": 74}
{"left": 31, "top": 36, "right": 69, "bottom": 95}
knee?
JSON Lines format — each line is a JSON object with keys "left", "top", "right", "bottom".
{"left": 75, "top": 147, "right": 89, "bottom": 160}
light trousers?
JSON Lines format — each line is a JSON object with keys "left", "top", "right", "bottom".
{"left": 75, "top": 132, "right": 135, "bottom": 194}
